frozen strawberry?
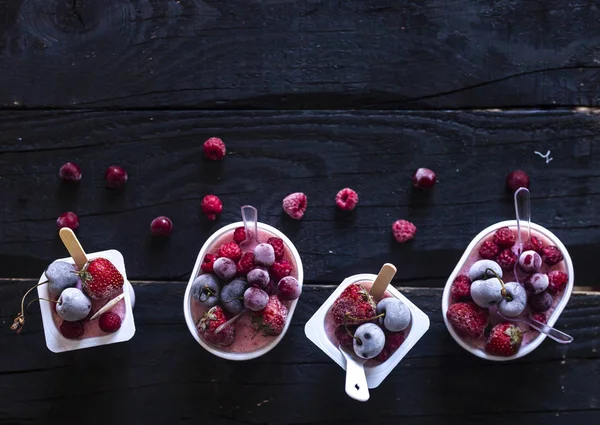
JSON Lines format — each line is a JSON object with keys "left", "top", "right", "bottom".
{"left": 267, "top": 237, "right": 285, "bottom": 260}
{"left": 446, "top": 302, "right": 488, "bottom": 339}
{"left": 392, "top": 219, "right": 416, "bottom": 243}
{"left": 493, "top": 227, "right": 516, "bottom": 247}
{"left": 547, "top": 270, "right": 568, "bottom": 294}
{"left": 451, "top": 275, "right": 471, "bottom": 302}
{"left": 218, "top": 242, "right": 242, "bottom": 262}
{"left": 59, "top": 320, "right": 85, "bottom": 339}
{"left": 233, "top": 227, "right": 247, "bottom": 244}
{"left": 282, "top": 192, "right": 307, "bottom": 220}
{"left": 251, "top": 295, "right": 288, "bottom": 336}
{"left": 335, "top": 188, "right": 359, "bottom": 211}
{"left": 542, "top": 245, "right": 564, "bottom": 266}
{"left": 485, "top": 322, "right": 523, "bottom": 357}
{"left": 198, "top": 306, "right": 235, "bottom": 346}
{"left": 201, "top": 254, "right": 218, "bottom": 273}
{"left": 99, "top": 312, "right": 122, "bottom": 333}
{"left": 270, "top": 259, "right": 293, "bottom": 281}
{"left": 374, "top": 329, "right": 406, "bottom": 362}
{"left": 331, "top": 283, "right": 376, "bottom": 326}
{"left": 203, "top": 137, "right": 226, "bottom": 161}
{"left": 237, "top": 252, "right": 255, "bottom": 275}
{"left": 201, "top": 195, "right": 223, "bottom": 220}
{"left": 479, "top": 240, "right": 500, "bottom": 260}
{"left": 80, "top": 258, "right": 124, "bottom": 300}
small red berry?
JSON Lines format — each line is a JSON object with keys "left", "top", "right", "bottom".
{"left": 267, "top": 237, "right": 285, "bottom": 260}
{"left": 335, "top": 188, "right": 359, "bottom": 211}
{"left": 58, "top": 162, "right": 82, "bottom": 182}
{"left": 412, "top": 168, "right": 437, "bottom": 190}
{"left": 270, "top": 260, "right": 293, "bottom": 281}
{"left": 479, "top": 240, "right": 500, "bottom": 259}
{"left": 282, "top": 192, "right": 307, "bottom": 220}
{"left": 523, "top": 236, "right": 544, "bottom": 253}
{"left": 497, "top": 248, "right": 517, "bottom": 270}
{"left": 237, "top": 252, "right": 255, "bottom": 275}
{"left": 105, "top": 165, "right": 128, "bottom": 189}
{"left": 203, "top": 137, "right": 226, "bottom": 161}
{"left": 218, "top": 242, "right": 242, "bottom": 262}
{"left": 150, "top": 216, "right": 173, "bottom": 236}
{"left": 57, "top": 212, "right": 79, "bottom": 230}
{"left": 392, "top": 220, "right": 416, "bottom": 243}
{"left": 547, "top": 270, "right": 568, "bottom": 294}
{"left": 541, "top": 245, "right": 564, "bottom": 266}
{"left": 451, "top": 275, "right": 471, "bottom": 302}
{"left": 99, "top": 312, "right": 122, "bottom": 333}
{"left": 506, "top": 170, "right": 530, "bottom": 193}
{"left": 233, "top": 227, "right": 247, "bottom": 244}
{"left": 531, "top": 312, "right": 547, "bottom": 326}
{"left": 201, "top": 254, "right": 218, "bottom": 273}
{"left": 201, "top": 195, "right": 223, "bottom": 220}
{"left": 59, "top": 320, "right": 85, "bottom": 339}
{"left": 493, "top": 227, "right": 516, "bottom": 248}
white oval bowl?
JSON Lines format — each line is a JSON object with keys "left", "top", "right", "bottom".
{"left": 183, "top": 222, "right": 304, "bottom": 361}
{"left": 441, "top": 220, "right": 574, "bottom": 361}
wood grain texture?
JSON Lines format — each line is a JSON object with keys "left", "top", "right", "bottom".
{"left": 1, "top": 0, "right": 600, "bottom": 109}
{"left": 0, "top": 282, "right": 599, "bottom": 425}
{"left": 1, "top": 110, "right": 599, "bottom": 285}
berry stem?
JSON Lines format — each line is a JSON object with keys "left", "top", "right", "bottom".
{"left": 11, "top": 281, "right": 48, "bottom": 334}
{"left": 485, "top": 268, "right": 512, "bottom": 301}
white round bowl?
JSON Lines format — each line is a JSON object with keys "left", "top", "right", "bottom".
{"left": 183, "top": 222, "right": 304, "bottom": 361}
{"left": 441, "top": 220, "right": 574, "bottom": 361}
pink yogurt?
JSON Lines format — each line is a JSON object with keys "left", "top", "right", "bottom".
{"left": 191, "top": 228, "right": 299, "bottom": 353}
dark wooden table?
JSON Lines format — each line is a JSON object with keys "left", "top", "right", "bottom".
{"left": 1, "top": 1, "right": 599, "bottom": 424}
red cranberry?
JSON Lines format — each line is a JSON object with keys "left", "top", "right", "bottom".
{"left": 150, "top": 216, "right": 173, "bottom": 236}
{"left": 105, "top": 165, "right": 128, "bottom": 189}
{"left": 412, "top": 168, "right": 437, "bottom": 190}
{"left": 506, "top": 170, "right": 530, "bottom": 192}
{"left": 58, "top": 162, "right": 82, "bottom": 182}
{"left": 57, "top": 212, "right": 79, "bottom": 230}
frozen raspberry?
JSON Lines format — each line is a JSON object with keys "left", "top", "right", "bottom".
{"left": 282, "top": 192, "right": 307, "bottom": 220}
{"left": 523, "top": 236, "right": 544, "bottom": 253}
{"left": 547, "top": 270, "right": 568, "bottom": 294}
{"left": 233, "top": 227, "right": 247, "bottom": 244}
{"left": 99, "top": 312, "right": 122, "bottom": 333}
{"left": 105, "top": 165, "right": 128, "bottom": 189}
{"left": 201, "top": 195, "right": 223, "bottom": 220}
{"left": 412, "top": 168, "right": 437, "bottom": 190}
{"left": 493, "top": 227, "right": 516, "bottom": 248}
{"left": 451, "top": 275, "right": 471, "bottom": 302}
{"left": 541, "top": 245, "right": 564, "bottom": 266}
{"left": 203, "top": 137, "right": 226, "bottom": 161}
{"left": 267, "top": 237, "right": 285, "bottom": 260}
{"left": 335, "top": 325, "right": 357, "bottom": 349}
{"left": 497, "top": 249, "right": 517, "bottom": 270}
{"left": 218, "top": 242, "right": 242, "bottom": 262}
{"left": 479, "top": 240, "right": 500, "bottom": 259}
{"left": 335, "top": 188, "right": 359, "bottom": 211}
{"left": 374, "top": 329, "right": 406, "bottom": 362}
{"left": 57, "top": 212, "right": 79, "bottom": 230}
{"left": 270, "top": 260, "right": 293, "bottom": 281}
{"left": 59, "top": 320, "right": 85, "bottom": 339}
{"left": 59, "top": 162, "right": 82, "bottom": 182}
{"left": 506, "top": 170, "right": 530, "bottom": 193}
{"left": 201, "top": 254, "right": 218, "bottom": 273}
{"left": 392, "top": 220, "right": 416, "bottom": 243}
{"left": 237, "top": 252, "right": 255, "bottom": 275}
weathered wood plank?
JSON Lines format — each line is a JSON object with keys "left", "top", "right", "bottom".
{"left": 0, "top": 0, "right": 599, "bottom": 109}
{"left": 0, "top": 282, "right": 598, "bottom": 425}
{"left": 0, "top": 110, "right": 599, "bottom": 285}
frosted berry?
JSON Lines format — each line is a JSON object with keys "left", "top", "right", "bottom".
{"left": 547, "top": 270, "right": 568, "bottom": 294}
{"left": 220, "top": 278, "right": 247, "bottom": 315}
{"left": 468, "top": 260, "right": 502, "bottom": 281}
{"left": 530, "top": 313, "right": 547, "bottom": 330}
{"left": 282, "top": 192, "right": 307, "bottom": 220}
{"left": 56, "top": 288, "right": 92, "bottom": 322}
{"left": 99, "top": 312, "right": 122, "bottom": 333}
{"left": 237, "top": 252, "right": 255, "bottom": 275}
{"left": 213, "top": 257, "right": 237, "bottom": 281}
{"left": 470, "top": 278, "right": 503, "bottom": 308}
{"left": 451, "top": 274, "right": 471, "bottom": 301}
{"left": 524, "top": 273, "right": 549, "bottom": 294}
{"left": 392, "top": 219, "right": 416, "bottom": 243}
{"left": 201, "top": 195, "right": 223, "bottom": 220}
{"left": 497, "top": 282, "right": 527, "bottom": 318}
{"left": 233, "top": 227, "right": 247, "bottom": 244}
{"left": 493, "top": 227, "right": 516, "bottom": 247}
{"left": 523, "top": 236, "right": 544, "bottom": 253}
{"left": 497, "top": 249, "right": 517, "bottom": 270}
{"left": 541, "top": 245, "right": 564, "bottom": 266}
{"left": 243, "top": 286, "right": 269, "bottom": 311}
{"left": 518, "top": 250, "right": 542, "bottom": 273}
{"left": 57, "top": 212, "right": 79, "bottom": 230}
{"left": 353, "top": 323, "right": 385, "bottom": 359}
{"left": 270, "top": 260, "right": 293, "bottom": 281}
{"left": 335, "top": 188, "right": 359, "bottom": 211}
{"left": 277, "top": 276, "right": 301, "bottom": 300}
{"left": 376, "top": 298, "right": 410, "bottom": 332}
{"left": 247, "top": 267, "right": 270, "bottom": 290}
{"left": 267, "top": 237, "right": 285, "bottom": 260}
{"left": 479, "top": 240, "right": 500, "bottom": 259}
{"left": 59, "top": 162, "right": 82, "bottom": 182}
{"left": 201, "top": 254, "right": 218, "bottom": 273}
{"left": 446, "top": 303, "right": 489, "bottom": 339}
{"left": 46, "top": 261, "right": 78, "bottom": 298}
{"left": 105, "top": 165, "right": 128, "bottom": 189}
{"left": 218, "top": 242, "right": 242, "bottom": 262}
{"left": 59, "top": 320, "right": 85, "bottom": 339}
{"left": 412, "top": 168, "right": 437, "bottom": 190}
{"left": 150, "top": 216, "right": 173, "bottom": 236}
{"left": 529, "top": 291, "right": 552, "bottom": 312}
{"left": 506, "top": 170, "right": 530, "bottom": 193}
{"left": 374, "top": 329, "right": 406, "bottom": 362}
{"left": 203, "top": 137, "right": 226, "bottom": 161}
{"left": 254, "top": 243, "right": 275, "bottom": 267}
{"left": 335, "top": 325, "right": 357, "bottom": 349}
{"left": 191, "top": 274, "right": 220, "bottom": 307}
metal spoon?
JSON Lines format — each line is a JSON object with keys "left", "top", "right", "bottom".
{"left": 338, "top": 345, "right": 370, "bottom": 402}
{"left": 496, "top": 310, "right": 573, "bottom": 344}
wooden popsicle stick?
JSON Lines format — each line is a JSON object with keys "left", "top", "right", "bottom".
{"left": 59, "top": 228, "right": 88, "bottom": 269}
{"left": 369, "top": 263, "right": 397, "bottom": 301}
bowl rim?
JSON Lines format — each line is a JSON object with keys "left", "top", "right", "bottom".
{"left": 441, "top": 220, "right": 574, "bottom": 361}
{"left": 183, "top": 222, "right": 304, "bottom": 361}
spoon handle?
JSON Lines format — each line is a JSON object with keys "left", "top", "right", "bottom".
{"left": 526, "top": 317, "right": 574, "bottom": 344}
{"left": 240, "top": 205, "right": 259, "bottom": 249}
{"left": 513, "top": 187, "right": 532, "bottom": 253}
{"left": 339, "top": 347, "right": 370, "bottom": 402}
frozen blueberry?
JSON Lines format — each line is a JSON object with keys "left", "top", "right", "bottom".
{"left": 376, "top": 298, "right": 411, "bottom": 332}
{"left": 353, "top": 323, "right": 385, "bottom": 360}
{"left": 191, "top": 274, "right": 220, "bottom": 307}
{"left": 243, "top": 286, "right": 269, "bottom": 311}
{"left": 470, "top": 277, "right": 503, "bottom": 308}
{"left": 519, "top": 250, "right": 542, "bottom": 273}
{"left": 247, "top": 267, "right": 270, "bottom": 290}
{"left": 497, "top": 282, "right": 527, "bottom": 317}
{"left": 220, "top": 278, "right": 247, "bottom": 315}
{"left": 254, "top": 243, "right": 275, "bottom": 267}
{"left": 529, "top": 291, "right": 552, "bottom": 312}
{"left": 213, "top": 257, "right": 237, "bottom": 281}
{"left": 56, "top": 288, "right": 91, "bottom": 322}
{"left": 46, "top": 261, "right": 78, "bottom": 298}
{"left": 524, "top": 273, "right": 549, "bottom": 294}
{"left": 469, "top": 260, "right": 503, "bottom": 282}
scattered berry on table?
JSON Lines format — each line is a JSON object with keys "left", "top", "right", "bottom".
{"left": 479, "top": 240, "right": 500, "bottom": 259}
{"left": 251, "top": 295, "right": 288, "bottom": 336}
{"left": 203, "top": 137, "right": 226, "bottom": 161}
{"left": 99, "top": 312, "right": 122, "bottom": 333}
{"left": 233, "top": 227, "right": 247, "bottom": 244}
{"left": 201, "top": 195, "right": 223, "bottom": 220}
{"left": 218, "top": 242, "right": 242, "bottom": 262}
{"left": 59, "top": 320, "right": 85, "bottom": 339}
{"left": 335, "top": 188, "right": 359, "bottom": 211}
{"left": 198, "top": 306, "right": 235, "bottom": 347}
{"left": 201, "top": 254, "right": 218, "bottom": 273}
{"left": 331, "top": 283, "right": 376, "bottom": 326}
{"left": 277, "top": 276, "right": 301, "bottom": 301}
{"left": 282, "top": 192, "right": 307, "bottom": 220}
{"left": 524, "top": 273, "right": 549, "bottom": 294}
{"left": 523, "top": 236, "right": 544, "bottom": 253}
{"left": 529, "top": 291, "right": 553, "bottom": 312}
{"left": 493, "top": 227, "right": 516, "bottom": 247}
{"left": 254, "top": 243, "right": 275, "bottom": 266}
{"left": 237, "top": 252, "right": 255, "bottom": 275}
{"left": 518, "top": 250, "right": 542, "bottom": 273}
{"left": 270, "top": 259, "right": 293, "bottom": 281}
{"left": 191, "top": 274, "right": 220, "bottom": 308}
{"left": 150, "top": 216, "right": 173, "bottom": 236}
{"left": 353, "top": 323, "right": 385, "bottom": 359}
{"left": 497, "top": 249, "right": 517, "bottom": 270}
{"left": 374, "top": 329, "right": 406, "bottom": 362}
{"left": 451, "top": 274, "right": 472, "bottom": 301}
{"left": 57, "top": 212, "right": 79, "bottom": 230}
{"left": 506, "top": 170, "right": 530, "bottom": 193}
{"left": 46, "top": 261, "right": 78, "bottom": 298}
{"left": 213, "top": 257, "right": 237, "bottom": 281}
{"left": 247, "top": 267, "right": 270, "bottom": 290}
{"left": 243, "top": 286, "right": 269, "bottom": 311}
{"left": 220, "top": 278, "right": 247, "bottom": 315}
{"left": 80, "top": 257, "right": 124, "bottom": 300}
{"left": 267, "top": 237, "right": 285, "bottom": 260}
{"left": 58, "top": 162, "right": 82, "bottom": 182}
{"left": 335, "top": 325, "right": 357, "bottom": 349}
{"left": 446, "top": 302, "right": 488, "bottom": 339}
{"left": 376, "top": 298, "right": 411, "bottom": 332}
{"left": 56, "top": 288, "right": 92, "bottom": 322}
{"left": 485, "top": 322, "right": 523, "bottom": 356}
{"left": 547, "top": 270, "right": 568, "bottom": 294}
{"left": 105, "top": 165, "right": 128, "bottom": 189}
{"left": 392, "top": 219, "right": 416, "bottom": 243}
{"left": 541, "top": 245, "right": 564, "bottom": 266}
{"left": 412, "top": 168, "right": 437, "bottom": 190}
